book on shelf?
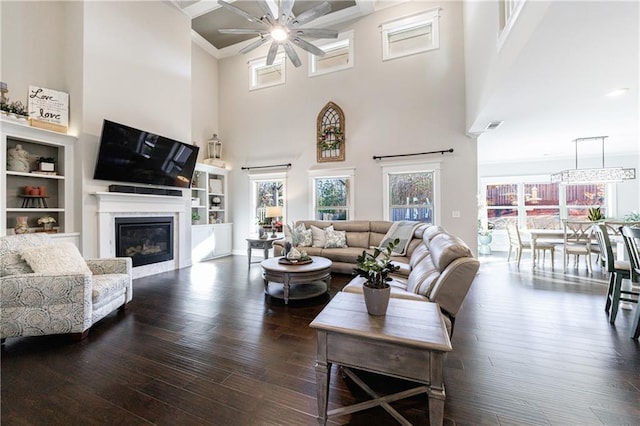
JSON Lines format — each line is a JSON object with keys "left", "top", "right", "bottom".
{"left": 31, "top": 171, "right": 58, "bottom": 176}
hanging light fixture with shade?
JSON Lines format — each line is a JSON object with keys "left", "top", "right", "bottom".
{"left": 550, "top": 136, "right": 636, "bottom": 184}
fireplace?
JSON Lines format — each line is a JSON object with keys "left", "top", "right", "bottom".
{"left": 115, "top": 217, "right": 174, "bottom": 267}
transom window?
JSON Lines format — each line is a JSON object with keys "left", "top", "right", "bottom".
{"left": 248, "top": 55, "right": 285, "bottom": 91}
{"left": 309, "top": 30, "right": 354, "bottom": 77}
{"left": 381, "top": 9, "right": 440, "bottom": 61}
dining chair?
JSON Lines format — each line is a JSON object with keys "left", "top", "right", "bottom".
{"left": 562, "top": 220, "right": 593, "bottom": 273}
{"left": 591, "top": 224, "right": 632, "bottom": 323}
{"left": 619, "top": 225, "right": 640, "bottom": 340}
{"left": 506, "top": 223, "right": 554, "bottom": 268}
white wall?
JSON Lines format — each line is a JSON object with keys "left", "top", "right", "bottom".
{"left": 219, "top": 1, "right": 478, "bottom": 253}
{"left": 191, "top": 41, "right": 219, "bottom": 162}
{"left": 79, "top": 2, "right": 193, "bottom": 268}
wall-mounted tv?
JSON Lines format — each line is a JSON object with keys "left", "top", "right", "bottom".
{"left": 93, "top": 119, "right": 199, "bottom": 188}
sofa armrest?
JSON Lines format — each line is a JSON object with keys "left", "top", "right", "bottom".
{"left": 86, "top": 257, "right": 132, "bottom": 276}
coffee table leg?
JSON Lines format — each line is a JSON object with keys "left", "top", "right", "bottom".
{"left": 428, "top": 352, "right": 446, "bottom": 426}
{"left": 283, "top": 273, "right": 290, "bottom": 305}
{"left": 315, "top": 332, "right": 330, "bottom": 425}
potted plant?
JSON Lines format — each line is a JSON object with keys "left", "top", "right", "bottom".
{"left": 191, "top": 211, "right": 201, "bottom": 225}
{"left": 588, "top": 207, "right": 605, "bottom": 222}
{"left": 353, "top": 238, "right": 400, "bottom": 315}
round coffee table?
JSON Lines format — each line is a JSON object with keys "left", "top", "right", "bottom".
{"left": 261, "top": 256, "right": 332, "bottom": 304}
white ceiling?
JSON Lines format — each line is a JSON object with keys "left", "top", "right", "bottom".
{"left": 472, "top": 1, "right": 639, "bottom": 164}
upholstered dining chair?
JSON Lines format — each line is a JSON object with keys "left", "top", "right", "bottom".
{"left": 506, "top": 223, "right": 554, "bottom": 268}
{"left": 592, "top": 224, "right": 632, "bottom": 324}
{"left": 562, "top": 220, "right": 593, "bottom": 273}
{"left": 619, "top": 226, "right": 640, "bottom": 340}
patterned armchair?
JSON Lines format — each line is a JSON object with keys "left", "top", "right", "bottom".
{"left": 0, "top": 234, "right": 132, "bottom": 344}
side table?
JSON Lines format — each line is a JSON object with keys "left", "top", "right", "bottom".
{"left": 246, "top": 235, "right": 283, "bottom": 266}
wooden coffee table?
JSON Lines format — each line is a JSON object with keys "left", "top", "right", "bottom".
{"left": 310, "top": 292, "right": 452, "bottom": 425}
{"left": 261, "top": 256, "right": 332, "bottom": 304}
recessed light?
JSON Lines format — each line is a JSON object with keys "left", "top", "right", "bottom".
{"left": 605, "top": 88, "right": 629, "bottom": 97}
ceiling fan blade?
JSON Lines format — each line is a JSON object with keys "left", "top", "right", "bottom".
{"left": 217, "top": 0, "right": 263, "bottom": 24}
{"left": 283, "top": 42, "right": 302, "bottom": 67}
{"left": 292, "top": 37, "right": 326, "bottom": 57}
{"left": 266, "top": 42, "right": 280, "bottom": 65}
{"left": 292, "top": 28, "right": 338, "bottom": 39}
{"left": 292, "top": 2, "right": 331, "bottom": 27}
{"left": 256, "top": 0, "right": 275, "bottom": 21}
{"left": 219, "top": 29, "right": 267, "bottom": 35}
{"left": 278, "top": 0, "right": 295, "bottom": 23}
{"left": 239, "top": 36, "right": 269, "bottom": 54}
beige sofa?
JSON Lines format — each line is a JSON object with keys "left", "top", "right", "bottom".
{"left": 343, "top": 227, "right": 479, "bottom": 335}
{"left": 273, "top": 220, "right": 428, "bottom": 274}
{"left": 0, "top": 233, "right": 133, "bottom": 344}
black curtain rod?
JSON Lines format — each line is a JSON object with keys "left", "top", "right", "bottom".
{"left": 241, "top": 163, "right": 292, "bottom": 171}
{"left": 373, "top": 148, "right": 454, "bottom": 160}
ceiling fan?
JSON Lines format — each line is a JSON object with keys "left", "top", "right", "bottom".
{"left": 217, "top": 0, "right": 339, "bottom": 67}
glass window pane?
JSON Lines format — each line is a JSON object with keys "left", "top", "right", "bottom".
{"left": 389, "top": 172, "right": 433, "bottom": 224}
{"left": 255, "top": 180, "right": 283, "bottom": 224}
{"left": 315, "top": 178, "right": 348, "bottom": 220}
{"left": 526, "top": 208, "right": 561, "bottom": 229}
{"left": 565, "top": 183, "right": 605, "bottom": 206}
{"left": 524, "top": 183, "right": 558, "bottom": 206}
{"left": 487, "top": 208, "right": 517, "bottom": 230}
{"left": 486, "top": 184, "right": 517, "bottom": 206}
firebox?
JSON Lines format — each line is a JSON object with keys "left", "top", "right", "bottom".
{"left": 115, "top": 217, "right": 174, "bottom": 267}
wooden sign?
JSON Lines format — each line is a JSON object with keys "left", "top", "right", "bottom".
{"left": 27, "top": 86, "right": 69, "bottom": 133}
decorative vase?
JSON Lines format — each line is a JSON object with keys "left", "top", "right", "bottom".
{"left": 478, "top": 234, "right": 492, "bottom": 255}
{"left": 44, "top": 222, "right": 54, "bottom": 231}
{"left": 362, "top": 284, "right": 391, "bottom": 316}
{"left": 14, "top": 216, "right": 28, "bottom": 234}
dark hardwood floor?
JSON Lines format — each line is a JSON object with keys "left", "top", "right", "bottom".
{"left": 2, "top": 253, "right": 639, "bottom": 425}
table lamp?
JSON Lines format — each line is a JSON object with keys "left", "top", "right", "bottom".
{"left": 265, "top": 206, "right": 282, "bottom": 238}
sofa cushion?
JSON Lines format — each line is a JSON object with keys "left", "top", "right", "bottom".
{"left": 368, "top": 221, "right": 393, "bottom": 248}
{"left": 345, "top": 232, "right": 369, "bottom": 248}
{"left": 406, "top": 255, "right": 441, "bottom": 296}
{"left": 284, "top": 223, "right": 312, "bottom": 247}
{"left": 311, "top": 224, "right": 333, "bottom": 248}
{"left": 429, "top": 233, "right": 472, "bottom": 272}
{"left": 324, "top": 229, "right": 347, "bottom": 248}
{"left": 92, "top": 274, "right": 129, "bottom": 308}
{"left": 342, "top": 276, "right": 427, "bottom": 301}
{"left": 423, "top": 225, "right": 446, "bottom": 247}
{"left": 20, "top": 242, "right": 91, "bottom": 275}
{"left": 320, "top": 247, "right": 364, "bottom": 264}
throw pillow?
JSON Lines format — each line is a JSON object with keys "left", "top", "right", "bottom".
{"left": 296, "top": 229, "right": 313, "bottom": 247}
{"left": 284, "top": 223, "right": 307, "bottom": 246}
{"left": 20, "top": 242, "right": 92, "bottom": 275}
{"left": 324, "top": 229, "right": 347, "bottom": 248}
{"left": 311, "top": 225, "right": 333, "bottom": 248}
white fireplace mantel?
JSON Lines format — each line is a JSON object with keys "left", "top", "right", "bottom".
{"left": 93, "top": 191, "right": 190, "bottom": 278}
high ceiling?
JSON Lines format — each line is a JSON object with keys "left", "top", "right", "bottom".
{"left": 175, "top": 1, "right": 639, "bottom": 164}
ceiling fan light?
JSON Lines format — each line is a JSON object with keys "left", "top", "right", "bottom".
{"left": 271, "top": 26, "right": 288, "bottom": 42}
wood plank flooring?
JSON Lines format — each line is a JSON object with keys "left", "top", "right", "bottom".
{"left": 2, "top": 253, "right": 639, "bottom": 425}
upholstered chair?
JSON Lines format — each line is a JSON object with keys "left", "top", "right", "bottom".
{"left": 0, "top": 234, "right": 132, "bottom": 344}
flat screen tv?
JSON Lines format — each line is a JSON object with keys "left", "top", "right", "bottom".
{"left": 93, "top": 119, "right": 199, "bottom": 188}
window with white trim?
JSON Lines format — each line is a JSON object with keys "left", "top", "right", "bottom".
{"left": 381, "top": 9, "right": 440, "bottom": 61}
{"left": 249, "top": 55, "right": 285, "bottom": 91}
{"left": 310, "top": 168, "right": 355, "bottom": 220}
{"left": 309, "top": 30, "right": 354, "bottom": 77}
{"left": 382, "top": 162, "right": 440, "bottom": 224}
{"left": 481, "top": 175, "right": 611, "bottom": 230}
{"left": 249, "top": 172, "right": 287, "bottom": 230}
